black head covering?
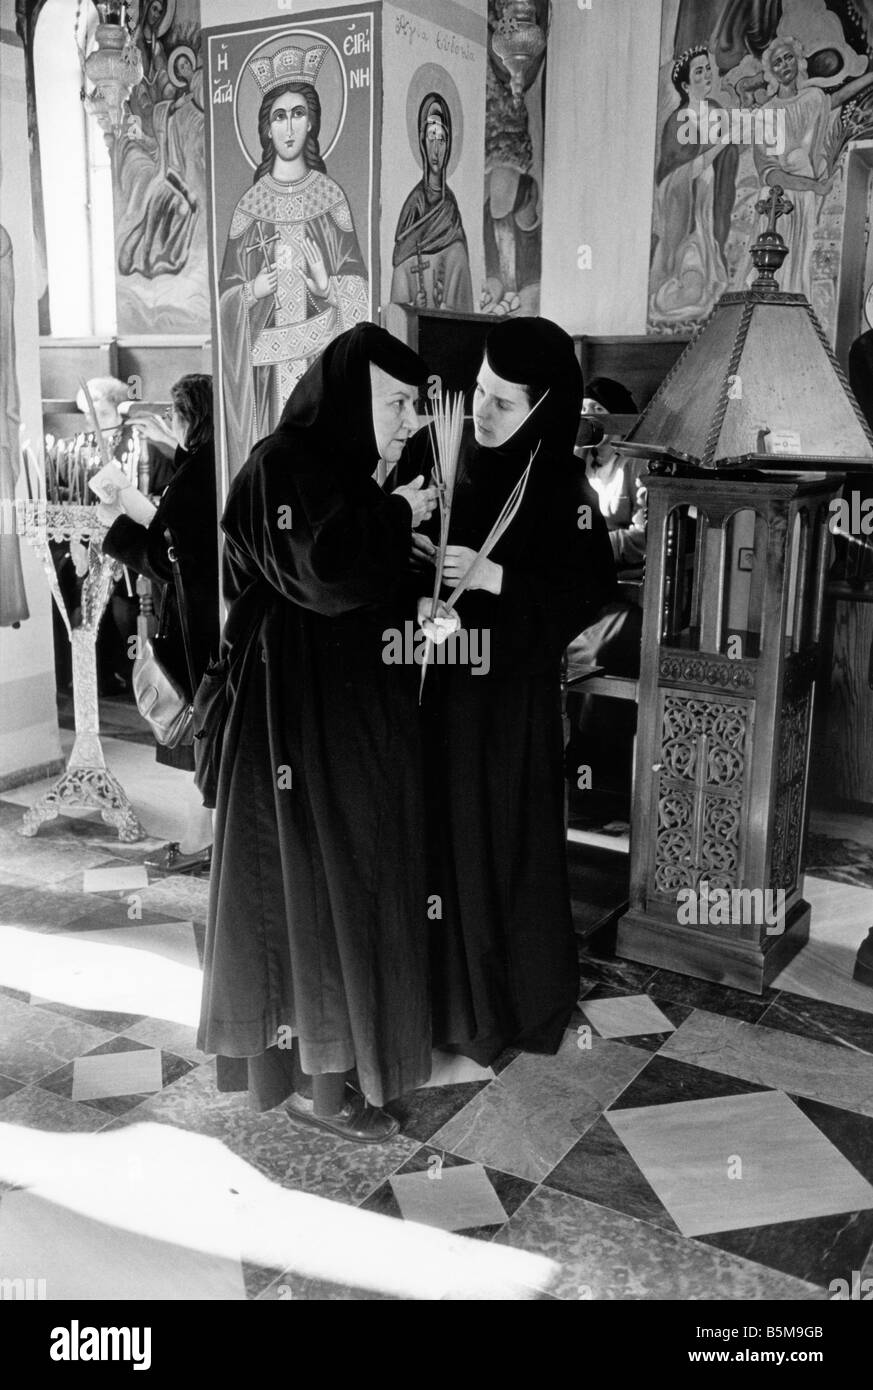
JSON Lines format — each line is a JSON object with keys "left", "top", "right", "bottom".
{"left": 481, "top": 316, "right": 584, "bottom": 459}
{"left": 446, "top": 317, "right": 584, "bottom": 549}
{"left": 278, "top": 322, "right": 428, "bottom": 479}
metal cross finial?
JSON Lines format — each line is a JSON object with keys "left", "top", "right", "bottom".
{"left": 750, "top": 184, "right": 795, "bottom": 287}
{"left": 755, "top": 184, "right": 794, "bottom": 234}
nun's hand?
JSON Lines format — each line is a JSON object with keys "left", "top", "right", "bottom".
{"left": 394, "top": 476, "right": 438, "bottom": 527}
{"left": 417, "top": 596, "right": 461, "bottom": 645}
{"left": 442, "top": 545, "right": 476, "bottom": 586}
{"left": 410, "top": 532, "right": 436, "bottom": 569}
{"left": 443, "top": 546, "right": 503, "bottom": 595}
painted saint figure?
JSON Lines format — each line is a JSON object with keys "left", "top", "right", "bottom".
{"left": 117, "top": 54, "right": 203, "bottom": 282}
{"left": 135, "top": 0, "right": 175, "bottom": 105}
{"left": 391, "top": 91, "right": 473, "bottom": 312}
{"left": 481, "top": 0, "right": 547, "bottom": 316}
{"left": 116, "top": 2, "right": 204, "bottom": 294}
{"left": 219, "top": 46, "right": 369, "bottom": 469}
{"left": 649, "top": 46, "right": 739, "bottom": 329}
{"left": 741, "top": 36, "right": 873, "bottom": 297}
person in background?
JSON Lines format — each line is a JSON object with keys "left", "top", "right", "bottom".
{"left": 848, "top": 283, "right": 873, "bottom": 432}
{"left": 568, "top": 376, "right": 644, "bottom": 676}
{"left": 76, "top": 376, "right": 177, "bottom": 492}
{"left": 101, "top": 374, "right": 219, "bottom": 874}
{"left": 847, "top": 284, "right": 873, "bottom": 986}
{"left": 76, "top": 377, "right": 177, "bottom": 695}
{"left": 843, "top": 282, "right": 873, "bottom": 588}
{"left": 565, "top": 376, "right": 644, "bottom": 825}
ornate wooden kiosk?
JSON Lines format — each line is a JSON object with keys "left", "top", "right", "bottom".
{"left": 615, "top": 193, "right": 873, "bottom": 993}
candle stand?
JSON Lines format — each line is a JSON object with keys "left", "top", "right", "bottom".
{"left": 15, "top": 500, "right": 147, "bottom": 842}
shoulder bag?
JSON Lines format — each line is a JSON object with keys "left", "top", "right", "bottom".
{"left": 131, "top": 530, "right": 196, "bottom": 749}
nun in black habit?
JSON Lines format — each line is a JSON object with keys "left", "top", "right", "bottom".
{"left": 397, "top": 317, "right": 617, "bottom": 1065}
{"left": 197, "top": 323, "right": 438, "bottom": 1143}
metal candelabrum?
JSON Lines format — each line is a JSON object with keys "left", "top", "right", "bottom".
{"left": 15, "top": 500, "right": 146, "bottom": 842}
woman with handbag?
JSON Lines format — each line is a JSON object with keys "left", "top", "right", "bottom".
{"left": 101, "top": 373, "right": 219, "bottom": 874}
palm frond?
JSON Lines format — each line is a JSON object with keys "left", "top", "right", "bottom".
{"left": 418, "top": 390, "right": 465, "bottom": 701}
{"left": 427, "top": 390, "right": 465, "bottom": 617}
{"left": 445, "top": 442, "right": 540, "bottom": 611}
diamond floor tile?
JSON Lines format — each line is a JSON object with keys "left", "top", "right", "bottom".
{"left": 579, "top": 994, "right": 677, "bottom": 1038}
{"left": 430, "top": 1033, "right": 649, "bottom": 1182}
{"left": 606, "top": 1089, "right": 873, "bottom": 1237}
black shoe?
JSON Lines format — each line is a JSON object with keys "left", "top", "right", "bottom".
{"left": 853, "top": 928, "right": 873, "bottom": 986}
{"left": 285, "top": 1090, "right": 399, "bottom": 1144}
{"left": 144, "top": 842, "right": 212, "bottom": 875}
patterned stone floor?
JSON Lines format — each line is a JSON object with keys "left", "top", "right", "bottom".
{"left": 1, "top": 777, "right": 872, "bottom": 1302}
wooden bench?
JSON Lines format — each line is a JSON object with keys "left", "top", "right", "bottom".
{"left": 564, "top": 664, "right": 638, "bottom": 937}
{"left": 565, "top": 666, "right": 639, "bottom": 702}
{"left": 568, "top": 671, "right": 639, "bottom": 702}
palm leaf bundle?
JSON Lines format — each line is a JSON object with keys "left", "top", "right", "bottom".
{"left": 418, "top": 439, "right": 541, "bottom": 701}
{"left": 425, "top": 390, "right": 465, "bottom": 619}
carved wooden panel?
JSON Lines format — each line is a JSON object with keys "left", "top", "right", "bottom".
{"left": 770, "top": 690, "right": 811, "bottom": 891}
{"left": 659, "top": 654, "right": 756, "bottom": 692}
{"left": 823, "top": 598, "right": 873, "bottom": 803}
{"left": 652, "top": 695, "right": 749, "bottom": 897}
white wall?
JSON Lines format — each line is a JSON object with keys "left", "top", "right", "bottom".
{"left": 0, "top": 1, "right": 62, "bottom": 785}
{"left": 34, "top": 0, "right": 116, "bottom": 336}
{"left": 202, "top": 0, "right": 482, "bottom": 32}
{"left": 540, "top": 0, "right": 662, "bottom": 336}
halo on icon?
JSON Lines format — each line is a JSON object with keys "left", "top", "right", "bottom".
{"left": 405, "top": 64, "right": 464, "bottom": 178}
{"left": 167, "top": 45, "right": 196, "bottom": 88}
{"left": 234, "top": 29, "right": 348, "bottom": 171}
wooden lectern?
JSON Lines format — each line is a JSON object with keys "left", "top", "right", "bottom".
{"left": 615, "top": 190, "right": 873, "bottom": 993}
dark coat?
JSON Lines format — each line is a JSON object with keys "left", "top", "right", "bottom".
{"left": 197, "top": 325, "right": 432, "bottom": 1109}
{"left": 103, "top": 440, "right": 220, "bottom": 697}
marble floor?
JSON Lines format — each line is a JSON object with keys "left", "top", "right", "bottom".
{"left": 1, "top": 734, "right": 873, "bottom": 1301}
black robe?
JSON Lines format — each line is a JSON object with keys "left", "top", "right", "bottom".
{"left": 103, "top": 440, "right": 220, "bottom": 698}
{"left": 396, "top": 318, "right": 617, "bottom": 1064}
{"left": 197, "top": 324, "right": 432, "bottom": 1109}
{"left": 103, "top": 440, "right": 220, "bottom": 769}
